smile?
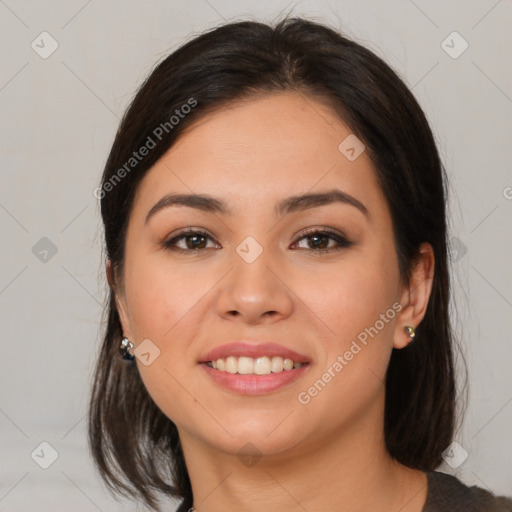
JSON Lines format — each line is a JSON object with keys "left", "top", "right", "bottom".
{"left": 205, "top": 356, "right": 305, "bottom": 375}
{"left": 199, "top": 341, "right": 312, "bottom": 394}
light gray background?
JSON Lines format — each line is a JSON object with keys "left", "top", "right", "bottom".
{"left": 1, "top": 0, "right": 511, "bottom": 510}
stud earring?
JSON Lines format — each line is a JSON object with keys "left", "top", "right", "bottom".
{"left": 403, "top": 325, "right": 416, "bottom": 344}
{"left": 120, "top": 337, "right": 135, "bottom": 360}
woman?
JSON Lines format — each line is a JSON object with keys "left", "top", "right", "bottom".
{"left": 88, "top": 16, "right": 512, "bottom": 511}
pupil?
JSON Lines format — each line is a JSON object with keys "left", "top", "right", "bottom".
{"left": 188, "top": 235, "right": 205, "bottom": 249}
{"left": 310, "top": 234, "right": 327, "bottom": 249}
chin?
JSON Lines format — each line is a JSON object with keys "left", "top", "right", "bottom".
{"left": 179, "top": 408, "right": 309, "bottom": 458}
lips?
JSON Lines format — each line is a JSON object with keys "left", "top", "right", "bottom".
{"left": 198, "top": 341, "right": 312, "bottom": 394}
{"left": 201, "top": 362, "right": 310, "bottom": 394}
{"left": 198, "top": 341, "right": 311, "bottom": 364}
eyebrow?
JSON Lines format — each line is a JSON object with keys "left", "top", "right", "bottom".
{"left": 145, "top": 189, "right": 369, "bottom": 224}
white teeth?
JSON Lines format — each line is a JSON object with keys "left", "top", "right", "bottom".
{"left": 238, "top": 356, "right": 254, "bottom": 375}
{"left": 225, "top": 356, "right": 237, "bottom": 374}
{"left": 271, "top": 356, "right": 284, "bottom": 372}
{"left": 254, "top": 356, "right": 271, "bottom": 375}
{"left": 283, "top": 358, "right": 294, "bottom": 371}
{"left": 208, "top": 356, "right": 306, "bottom": 375}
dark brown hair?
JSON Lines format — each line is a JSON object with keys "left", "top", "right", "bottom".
{"left": 88, "top": 15, "right": 457, "bottom": 511}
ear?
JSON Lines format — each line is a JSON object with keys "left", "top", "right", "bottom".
{"left": 106, "top": 260, "right": 133, "bottom": 340}
{"left": 394, "top": 242, "right": 435, "bottom": 349}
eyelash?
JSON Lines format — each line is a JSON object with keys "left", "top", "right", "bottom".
{"left": 162, "top": 227, "right": 353, "bottom": 255}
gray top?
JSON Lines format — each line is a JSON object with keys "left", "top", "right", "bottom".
{"left": 422, "top": 471, "right": 512, "bottom": 511}
{"left": 175, "top": 470, "right": 512, "bottom": 511}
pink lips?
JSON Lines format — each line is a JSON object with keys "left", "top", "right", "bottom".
{"left": 201, "top": 363, "right": 310, "bottom": 394}
{"left": 198, "top": 341, "right": 312, "bottom": 395}
{"left": 199, "top": 342, "right": 311, "bottom": 364}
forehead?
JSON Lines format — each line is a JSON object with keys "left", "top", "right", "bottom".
{"left": 132, "top": 92, "right": 385, "bottom": 217}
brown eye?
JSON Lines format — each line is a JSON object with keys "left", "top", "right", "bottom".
{"left": 292, "top": 229, "right": 352, "bottom": 253}
{"left": 163, "top": 229, "right": 218, "bottom": 252}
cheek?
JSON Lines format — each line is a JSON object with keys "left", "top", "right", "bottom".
{"left": 292, "top": 261, "right": 398, "bottom": 429}
{"left": 292, "top": 251, "right": 399, "bottom": 400}
{"left": 123, "top": 252, "right": 223, "bottom": 406}
{"left": 292, "top": 251, "right": 399, "bottom": 349}
{"left": 124, "top": 252, "right": 210, "bottom": 341}
{"left": 123, "top": 256, "right": 209, "bottom": 427}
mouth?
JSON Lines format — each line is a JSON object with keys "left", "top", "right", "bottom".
{"left": 204, "top": 356, "right": 308, "bottom": 375}
{"left": 198, "top": 342, "right": 312, "bottom": 394}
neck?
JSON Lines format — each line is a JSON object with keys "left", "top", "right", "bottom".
{"left": 179, "top": 407, "right": 427, "bottom": 512}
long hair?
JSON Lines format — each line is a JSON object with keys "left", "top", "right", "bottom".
{"left": 88, "top": 16, "right": 456, "bottom": 511}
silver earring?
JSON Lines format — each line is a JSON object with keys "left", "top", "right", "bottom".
{"left": 120, "top": 337, "right": 135, "bottom": 360}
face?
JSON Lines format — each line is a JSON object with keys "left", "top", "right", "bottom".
{"left": 115, "top": 91, "right": 429, "bottom": 459}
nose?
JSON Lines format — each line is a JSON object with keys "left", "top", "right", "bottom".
{"left": 215, "top": 244, "right": 294, "bottom": 325}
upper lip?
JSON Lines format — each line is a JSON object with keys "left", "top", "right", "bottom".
{"left": 199, "top": 342, "right": 311, "bottom": 364}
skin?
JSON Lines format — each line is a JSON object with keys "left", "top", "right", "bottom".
{"left": 113, "top": 91, "right": 434, "bottom": 512}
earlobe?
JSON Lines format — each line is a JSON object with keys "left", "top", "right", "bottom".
{"left": 393, "top": 242, "right": 435, "bottom": 349}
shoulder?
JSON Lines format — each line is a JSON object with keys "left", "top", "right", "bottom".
{"left": 423, "top": 470, "right": 512, "bottom": 512}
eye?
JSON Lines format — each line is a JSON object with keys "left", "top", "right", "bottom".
{"left": 162, "top": 227, "right": 352, "bottom": 255}
{"left": 162, "top": 229, "right": 218, "bottom": 252}
{"left": 291, "top": 228, "right": 352, "bottom": 254}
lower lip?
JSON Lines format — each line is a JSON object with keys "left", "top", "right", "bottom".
{"left": 200, "top": 363, "right": 311, "bottom": 395}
